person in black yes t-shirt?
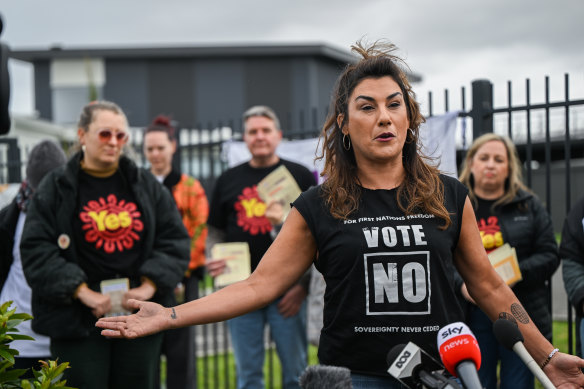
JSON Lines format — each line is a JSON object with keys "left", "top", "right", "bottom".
{"left": 206, "top": 105, "right": 315, "bottom": 389}
{"left": 21, "top": 101, "right": 190, "bottom": 389}
{"left": 97, "top": 42, "right": 584, "bottom": 389}
{"left": 457, "top": 133, "right": 559, "bottom": 389}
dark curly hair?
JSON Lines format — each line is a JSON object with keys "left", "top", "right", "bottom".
{"left": 316, "top": 40, "right": 451, "bottom": 229}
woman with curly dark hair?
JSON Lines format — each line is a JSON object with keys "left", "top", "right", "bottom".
{"left": 98, "top": 42, "right": 584, "bottom": 389}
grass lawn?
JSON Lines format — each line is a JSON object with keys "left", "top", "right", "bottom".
{"left": 192, "top": 344, "right": 319, "bottom": 389}
{"left": 552, "top": 320, "right": 576, "bottom": 355}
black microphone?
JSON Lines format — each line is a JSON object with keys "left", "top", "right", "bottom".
{"left": 492, "top": 318, "right": 555, "bottom": 389}
{"left": 387, "top": 342, "right": 462, "bottom": 389}
{"left": 299, "top": 364, "right": 352, "bottom": 389}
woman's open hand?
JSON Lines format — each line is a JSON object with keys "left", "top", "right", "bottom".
{"left": 96, "top": 299, "right": 171, "bottom": 339}
{"left": 544, "top": 351, "right": 584, "bottom": 388}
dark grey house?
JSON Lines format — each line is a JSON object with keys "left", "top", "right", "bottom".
{"left": 10, "top": 43, "right": 369, "bottom": 131}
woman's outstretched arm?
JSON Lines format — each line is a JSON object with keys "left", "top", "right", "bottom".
{"left": 455, "top": 197, "right": 584, "bottom": 388}
{"left": 96, "top": 207, "right": 317, "bottom": 338}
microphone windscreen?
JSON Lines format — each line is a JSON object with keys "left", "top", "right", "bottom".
{"left": 493, "top": 318, "right": 524, "bottom": 350}
{"left": 299, "top": 365, "right": 352, "bottom": 389}
{"left": 387, "top": 344, "right": 407, "bottom": 367}
{"left": 437, "top": 322, "right": 481, "bottom": 376}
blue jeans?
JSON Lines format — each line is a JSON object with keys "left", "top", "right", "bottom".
{"left": 228, "top": 297, "right": 307, "bottom": 389}
{"left": 469, "top": 307, "right": 534, "bottom": 389}
{"left": 351, "top": 373, "right": 407, "bottom": 389}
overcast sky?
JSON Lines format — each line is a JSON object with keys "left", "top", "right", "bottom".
{"left": 2, "top": 0, "right": 583, "bottom": 118}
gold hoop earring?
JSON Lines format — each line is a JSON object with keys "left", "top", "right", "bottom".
{"left": 342, "top": 133, "right": 351, "bottom": 151}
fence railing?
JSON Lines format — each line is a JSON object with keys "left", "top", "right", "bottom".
{"left": 427, "top": 74, "right": 584, "bottom": 356}
{"left": 0, "top": 138, "right": 21, "bottom": 184}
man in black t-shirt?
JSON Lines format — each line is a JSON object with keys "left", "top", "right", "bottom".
{"left": 207, "top": 106, "right": 316, "bottom": 389}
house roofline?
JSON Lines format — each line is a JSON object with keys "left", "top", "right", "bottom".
{"left": 9, "top": 42, "right": 422, "bottom": 82}
{"left": 10, "top": 42, "right": 358, "bottom": 63}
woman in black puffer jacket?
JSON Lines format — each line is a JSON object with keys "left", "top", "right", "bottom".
{"left": 20, "top": 101, "right": 189, "bottom": 389}
{"left": 457, "top": 133, "right": 559, "bottom": 389}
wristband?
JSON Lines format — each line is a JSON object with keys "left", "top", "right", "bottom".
{"left": 540, "top": 348, "right": 559, "bottom": 370}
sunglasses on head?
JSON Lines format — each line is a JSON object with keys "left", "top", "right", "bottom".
{"left": 97, "top": 129, "right": 129, "bottom": 143}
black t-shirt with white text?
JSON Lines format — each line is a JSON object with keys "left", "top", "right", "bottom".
{"left": 293, "top": 175, "right": 468, "bottom": 376}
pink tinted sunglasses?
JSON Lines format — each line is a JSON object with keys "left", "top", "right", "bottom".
{"left": 97, "top": 129, "right": 129, "bottom": 143}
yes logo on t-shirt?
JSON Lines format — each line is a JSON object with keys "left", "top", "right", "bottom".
{"left": 477, "top": 216, "right": 503, "bottom": 253}
{"left": 80, "top": 194, "right": 144, "bottom": 253}
{"left": 234, "top": 186, "right": 272, "bottom": 235}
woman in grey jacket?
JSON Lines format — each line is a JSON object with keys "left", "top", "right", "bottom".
{"left": 20, "top": 101, "right": 190, "bottom": 389}
{"left": 458, "top": 133, "right": 559, "bottom": 389}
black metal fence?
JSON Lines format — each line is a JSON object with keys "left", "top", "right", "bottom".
{"left": 0, "top": 137, "right": 21, "bottom": 184}
{"left": 426, "top": 74, "right": 584, "bottom": 357}
{"left": 1, "top": 73, "right": 583, "bottom": 387}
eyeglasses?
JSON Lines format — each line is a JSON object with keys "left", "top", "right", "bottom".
{"left": 97, "top": 129, "right": 129, "bottom": 144}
